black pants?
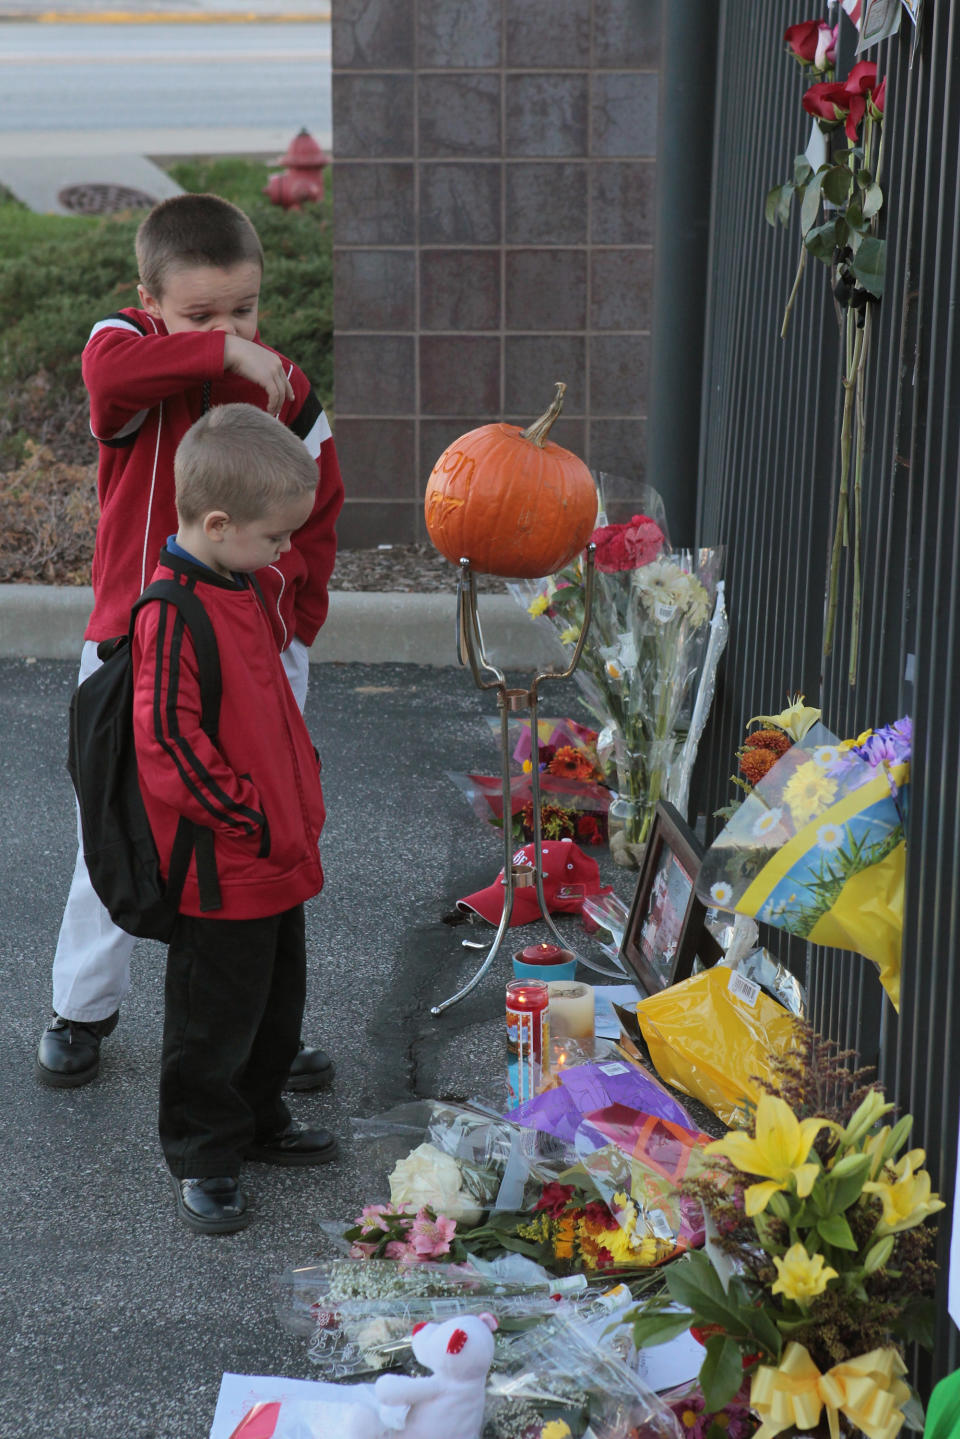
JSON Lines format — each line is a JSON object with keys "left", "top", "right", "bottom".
{"left": 159, "top": 904, "right": 305, "bottom": 1178}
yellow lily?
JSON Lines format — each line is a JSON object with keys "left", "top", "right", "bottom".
{"left": 770, "top": 1243, "right": 838, "bottom": 1305}
{"left": 862, "top": 1148, "right": 945, "bottom": 1235}
{"left": 704, "top": 1093, "right": 828, "bottom": 1216}
{"left": 747, "top": 693, "right": 822, "bottom": 742}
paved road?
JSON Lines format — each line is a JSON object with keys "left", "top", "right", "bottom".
{"left": 0, "top": 21, "right": 331, "bottom": 134}
{"left": 1, "top": 655, "right": 630, "bottom": 1438}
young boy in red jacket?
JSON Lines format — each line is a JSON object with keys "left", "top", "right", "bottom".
{"left": 37, "top": 193, "right": 344, "bottom": 1091}
{"left": 134, "top": 404, "right": 336, "bottom": 1234}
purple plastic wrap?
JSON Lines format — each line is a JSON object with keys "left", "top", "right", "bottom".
{"left": 509, "top": 1058, "right": 695, "bottom": 1143}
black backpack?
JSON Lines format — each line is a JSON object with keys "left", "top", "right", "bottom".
{"left": 67, "top": 580, "right": 223, "bottom": 941}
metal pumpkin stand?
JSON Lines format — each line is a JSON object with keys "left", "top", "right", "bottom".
{"left": 432, "top": 547, "right": 627, "bottom": 1016}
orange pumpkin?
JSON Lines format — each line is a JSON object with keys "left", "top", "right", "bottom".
{"left": 424, "top": 383, "right": 598, "bottom": 578}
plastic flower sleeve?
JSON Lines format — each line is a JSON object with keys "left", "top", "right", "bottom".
{"left": 695, "top": 720, "right": 909, "bottom": 1009}
{"left": 484, "top": 1303, "right": 683, "bottom": 1439}
{"left": 274, "top": 1257, "right": 586, "bottom": 1379}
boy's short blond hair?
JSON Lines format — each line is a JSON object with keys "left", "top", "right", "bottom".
{"left": 136, "top": 193, "right": 264, "bottom": 298}
{"left": 175, "top": 404, "right": 317, "bottom": 524}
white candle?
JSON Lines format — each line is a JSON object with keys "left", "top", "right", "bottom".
{"left": 547, "top": 981, "right": 595, "bottom": 1056}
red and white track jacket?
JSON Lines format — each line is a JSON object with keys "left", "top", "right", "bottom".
{"left": 82, "top": 307, "right": 344, "bottom": 647}
{"left": 132, "top": 551, "right": 326, "bottom": 921}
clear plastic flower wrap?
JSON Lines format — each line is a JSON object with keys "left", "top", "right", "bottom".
{"left": 482, "top": 1304, "right": 684, "bottom": 1439}
{"left": 275, "top": 1254, "right": 588, "bottom": 1378}
{"left": 509, "top": 479, "right": 727, "bottom": 866}
{"left": 349, "top": 1097, "right": 579, "bottom": 1216}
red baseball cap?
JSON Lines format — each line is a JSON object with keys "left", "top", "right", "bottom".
{"left": 457, "top": 839, "right": 612, "bottom": 927}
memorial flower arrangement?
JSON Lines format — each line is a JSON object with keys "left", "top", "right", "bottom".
{"left": 716, "top": 695, "right": 823, "bottom": 821}
{"left": 628, "top": 1029, "right": 940, "bottom": 1438}
{"left": 698, "top": 716, "right": 910, "bottom": 1007}
{"left": 450, "top": 719, "right": 611, "bottom": 847}
{"left": 765, "top": 15, "right": 888, "bottom": 683}
{"left": 511, "top": 514, "right": 725, "bottom": 867}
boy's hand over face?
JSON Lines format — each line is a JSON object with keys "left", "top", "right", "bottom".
{"left": 223, "top": 335, "right": 295, "bottom": 416}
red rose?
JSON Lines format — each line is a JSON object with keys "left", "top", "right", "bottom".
{"left": 588, "top": 514, "right": 665, "bottom": 573}
{"left": 535, "top": 1182, "right": 576, "bottom": 1218}
{"left": 575, "top": 813, "right": 605, "bottom": 846}
{"left": 784, "top": 20, "right": 836, "bottom": 70}
{"left": 802, "top": 78, "right": 851, "bottom": 131}
{"left": 871, "top": 76, "right": 886, "bottom": 116}
{"left": 784, "top": 20, "right": 820, "bottom": 62}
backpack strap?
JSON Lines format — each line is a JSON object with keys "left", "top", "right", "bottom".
{"left": 132, "top": 580, "right": 224, "bottom": 914}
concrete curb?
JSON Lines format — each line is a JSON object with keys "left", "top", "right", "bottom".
{"left": 0, "top": 584, "right": 562, "bottom": 668}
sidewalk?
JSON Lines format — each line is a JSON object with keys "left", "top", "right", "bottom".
{"left": 0, "top": 652, "right": 631, "bottom": 1439}
{"left": 0, "top": 584, "right": 562, "bottom": 668}
{"left": 0, "top": 1, "right": 329, "bottom": 18}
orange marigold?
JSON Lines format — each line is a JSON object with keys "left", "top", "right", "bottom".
{"left": 739, "top": 747, "right": 780, "bottom": 785}
{"left": 743, "top": 727, "right": 792, "bottom": 757}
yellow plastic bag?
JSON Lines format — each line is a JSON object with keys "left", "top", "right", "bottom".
{"left": 636, "top": 967, "right": 799, "bottom": 1128}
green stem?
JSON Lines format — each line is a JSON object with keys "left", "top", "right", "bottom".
{"left": 780, "top": 245, "right": 808, "bottom": 339}
{"left": 823, "top": 317, "right": 864, "bottom": 657}
{"left": 848, "top": 308, "right": 871, "bottom": 685}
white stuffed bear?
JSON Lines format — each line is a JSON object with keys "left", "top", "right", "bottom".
{"left": 266, "top": 1312, "right": 497, "bottom": 1439}
{"left": 372, "top": 1312, "right": 497, "bottom": 1439}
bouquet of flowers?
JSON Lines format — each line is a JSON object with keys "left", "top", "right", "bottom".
{"left": 511, "top": 497, "right": 726, "bottom": 867}
{"left": 697, "top": 717, "right": 910, "bottom": 1008}
{"left": 715, "top": 694, "right": 823, "bottom": 821}
{"left": 450, "top": 718, "right": 611, "bottom": 846}
{"left": 628, "top": 1028, "right": 940, "bottom": 1438}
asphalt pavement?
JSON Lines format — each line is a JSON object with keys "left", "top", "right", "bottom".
{"left": 1, "top": 653, "right": 633, "bottom": 1439}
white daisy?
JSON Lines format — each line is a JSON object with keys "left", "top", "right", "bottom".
{"left": 710, "top": 881, "right": 734, "bottom": 907}
{"left": 752, "top": 807, "right": 784, "bottom": 838}
{"left": 816, "top": 823, "right": 845, "bottom": 850}
{"left": 813, "top": 745, "right": 840, "bottom": 768}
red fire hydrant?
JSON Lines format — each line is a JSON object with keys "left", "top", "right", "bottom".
{"left": 264, "top": 128, "right": 328, "bottom": 211}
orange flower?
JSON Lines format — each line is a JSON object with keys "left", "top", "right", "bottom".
{"left": 547, "top": 745, "right": 599, "bottom": 782}
{"left": 743, "top": 727, "right": 792, "bottom": 757}
{"left": 739, "top": 747, "right": 781, "bottom": 785}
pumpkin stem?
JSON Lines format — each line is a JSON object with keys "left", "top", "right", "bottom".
{"left": 520, "top": 382, "right": 566, "bottom": 448}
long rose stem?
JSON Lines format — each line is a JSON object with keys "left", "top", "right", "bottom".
{"left": 781, "top": 245, "right": 808, "bottom": 339}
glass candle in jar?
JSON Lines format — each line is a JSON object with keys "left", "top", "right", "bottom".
{"left": 547, "top": 980, "right": 595, "bottom": 1057}
{"left": 505, "top": 978, "right": 549, "bottom": 1108}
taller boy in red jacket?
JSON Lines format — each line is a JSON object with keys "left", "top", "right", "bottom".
{"left": 134, "top": 403, "right": 336, "bottom": 1234}
{"left": 37, "top": 193, "right": 344, "bottom": 1091}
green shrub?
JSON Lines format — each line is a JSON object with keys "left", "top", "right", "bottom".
{"left": 0, "top": 157, "right": 334, "bottom": 471}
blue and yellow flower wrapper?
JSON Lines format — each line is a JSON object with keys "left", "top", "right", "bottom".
{"left": 697, "top": 719, "right": 910, "bottom": 1009}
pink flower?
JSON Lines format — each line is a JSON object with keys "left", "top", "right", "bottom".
{"left": 814, "top": 22, "right": 837, "bottom": 70}
{"left": 384, "top": 1239, "right": 414, "bottom": 1261}
{"left": 589, "top": 514, "right": 665, "bottom": 573}
{"left": 408, "top": 1208, "right": 457, "bottom": 1259}
{"left": 349, "top": 1241, "right": 378, "bottom": 1259}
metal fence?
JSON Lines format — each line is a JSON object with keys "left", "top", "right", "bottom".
{"left": 687, "top": 0, "right": 959, "bottom": 1380}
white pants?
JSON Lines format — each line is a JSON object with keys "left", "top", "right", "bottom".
{"left": 51, "top": 635, "right": 311, "bottom": 1022}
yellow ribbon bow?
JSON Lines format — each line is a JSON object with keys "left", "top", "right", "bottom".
{"left": 751, "top": 1342, "right": 910, "bottom": 1439}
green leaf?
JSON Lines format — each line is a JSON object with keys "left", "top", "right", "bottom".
{"left": 861, "top": 181, "right": 884, "bottom": 219}
{"left": 800, "top": 171, "right": 826, "bottom": 236}
{"left": 863, "top": 1234, "right": 895, "bottom": 1274}
{"left": 845, "top": 198, "right": 867, "bottom": 232}
{"left": 891, "top": 1298, "right": 936, "bottom": 1350}
{"left": 856, "top": 168, "right": 874, "bottom": 187}
{"left": 765, "top": 184, "right": 784, "bottom": 227}
{"left": 822, "top": 165, "right": 854, "bottom": 205}
{"left": 851, "top": 236, "right": 885, "bottom": 297}
{"left": 793, "top": 154, "right": 814, "bottom": 187}
{"left": 831, "top": 1156, "right": 872, "bottom": 1212}
{"left": 804, "top": 220, "right": 838, "bottom": 263}
{"left": 629, "top": 1308, "right": 697, "bottom": 1348}
{"left": 700, "top": 1334, "right": 745, "bottom": 1413}
{"left": 816, "top": 1213, "right": 859, "bottom": 1250}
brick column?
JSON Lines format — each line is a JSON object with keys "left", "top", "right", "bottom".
{"left": 332, "top": 0, "right": 661, "bottom": 546}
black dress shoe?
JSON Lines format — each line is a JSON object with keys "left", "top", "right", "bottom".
{"left": 170, "top": 1174, "right": 251, "bottom": 1235}
{"left": 35, "top": 1011, "right": 119, "bottom": 1088}
{"left": 284, "top": 1041, "right": 334, "bottom": 1092}
{"left": 244, "top": 1123, "right": 338, "bottom": 1167}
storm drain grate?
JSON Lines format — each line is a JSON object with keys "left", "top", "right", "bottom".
{"left": 58, "top": 182, "right": 158, "bottom": 215}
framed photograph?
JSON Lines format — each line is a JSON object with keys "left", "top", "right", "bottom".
{"left": 619, "top": 801, "right": 722, "bottom": 995}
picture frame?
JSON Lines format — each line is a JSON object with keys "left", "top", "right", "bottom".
{"left": 619, "top": 800, "right": 722, "bottom": 995}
